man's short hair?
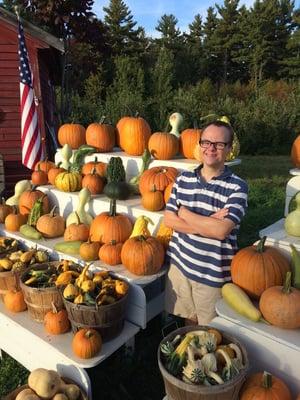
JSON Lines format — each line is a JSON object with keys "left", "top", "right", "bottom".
{"left": 201, "top": 120, "right": 234, "bottom": 145}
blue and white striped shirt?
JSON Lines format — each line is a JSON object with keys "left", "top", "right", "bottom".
{"left": 165, "top": 165, "right": 248, "bottom": 288}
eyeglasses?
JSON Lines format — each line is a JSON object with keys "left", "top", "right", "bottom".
{"left": 199, "top": 140, "right": 228, "bottom": 150}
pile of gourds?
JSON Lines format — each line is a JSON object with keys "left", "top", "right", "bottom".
{"left": 0, "top": 246, "right": 49, "bottom": 273}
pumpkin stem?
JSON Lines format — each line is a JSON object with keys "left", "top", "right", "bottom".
{"left": 109, "top": 199, "right": 117, "bottom": 217}
{"left": 262, "top": 371, "right": 272, "bottom": 389}
{"left": 110, "top": 239, "right": 117, "bottom": 245}
{"left": 282, "top": 271, "right": 292, "bottom": 294}
{"left": 51, "top": 301, "right": 58, "bottom": 314}
{"left": 193, "top": 119, "right": 199, "bottom": 129}
{"left": 138, "top": 235, "right": 147, "bottom": 241}
{"left": 100, "top": 115, "right": 106, "bottom": 124}
{"left": 49, "top": 205, "right": 57, "bottom": 217}
{"left": 256, "top": 236, "right": 267, "bottom": 253}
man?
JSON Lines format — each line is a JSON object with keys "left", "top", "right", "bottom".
{"left": 164, "top": 120, "right": 248, "bottom": 325}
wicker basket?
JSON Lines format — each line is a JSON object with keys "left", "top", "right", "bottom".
{"left": 63, "top": 290, "right": 128, "bottom": 342}
{"left": 0, "top": 239, "right": 21, "bottom": 301}
{"left": 158, "top": 325, "right": 249, "bottom": 400}
{"left": 20, "top": 261, "right": 65, "bottom": 322}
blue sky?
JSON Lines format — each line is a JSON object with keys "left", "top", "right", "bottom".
{"left": 92, "top": 0, "right": 282, "bottom": 37}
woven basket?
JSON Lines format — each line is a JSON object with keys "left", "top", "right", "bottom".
{"left": 20, "top": 261, "right": 65, "bottom": 322}
{"left": 158, "top": 325, "right": 249, "bottom": 400}
{"left": 0, "top": 239, "right": 21, "bottom": 301}
{"left": 63, "top": 290, "right": 128, "bottom": 342}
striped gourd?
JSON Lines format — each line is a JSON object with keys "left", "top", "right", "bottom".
{"left": 55, "top": 170, "right": 82, "bottom": 192}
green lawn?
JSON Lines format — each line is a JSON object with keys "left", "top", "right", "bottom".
{"left": 0, "top": 155, "right": 292, "bottom": 399}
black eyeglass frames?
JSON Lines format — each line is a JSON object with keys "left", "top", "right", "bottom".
{"left": 199, "top": 140, "right": 229, "bottom": 150}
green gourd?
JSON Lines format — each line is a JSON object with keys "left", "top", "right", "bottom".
{"left": 66, "top": 188, "right": 93, "bottom": 226}
{"left": 290, "top": 244, "right": 300, "bottom": 289}
{"left": 285, "top": 192, "right": 300, "bottom": 236}
{"left": 169, "top": 112, "right": 183, "bottom": 138}
{"left": 104, "top": 157, "right": 131, "bottom": 200}
{"left": 6, "top": 180, "right": 31, "bottom": 207}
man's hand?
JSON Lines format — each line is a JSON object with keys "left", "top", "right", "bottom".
{"left": 211, "top": 208, "right": 229, "bottom": 220}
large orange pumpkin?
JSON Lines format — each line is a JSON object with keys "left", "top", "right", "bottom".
{"left": 179, "top": 128, "right": 202, "bottom": 159}
{"left": 121, "top": 236, "right": 165, "bottom": 276}
{"left": 72, "top": 328, "right": 102, "bottom": 359}
{"left": 139, "top": 166, "right": 178, "bottom": 195}
{"left": 148, "top": 132, "right": 179, "bottom": 160}
{"left": 18, "top": 189, "right": 50, "bottom": 216}
{"left": 231, "top": 236, "right": 290, "bottom": 299}
{"left": 259, "top": 271, "right": 300, "bottom": 329}
{"left": 58, "top": 123, "right": 86, "bottom": 149}
{"left": 291, "top": 134, "right": 300, "bottom": 168}
{"left": 240, "top": 371, "right": 291, "bottom": 400}
{"left": 86, "top": 121, "right": 115, "bottom": 152}
{"left": 117, "top": 116, "right": 151, "bottom": 156}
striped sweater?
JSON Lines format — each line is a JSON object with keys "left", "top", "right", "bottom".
{"left": 165, "top": 165, "right": 248, "bottom": 288}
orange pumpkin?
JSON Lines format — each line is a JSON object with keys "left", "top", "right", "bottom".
{"left": 31, "top": 166, "right": 48, "bottom": 186}
{"left": 139, "top": 166, "right": 178, "bottom": 195}
{"left": 72, "top": 328, "right": 102, "bottom": 359}
{"left": 291, "top": 134, "right": 300, "bottom": 168}
{"left": 179, "top": 128, "right": 202, "bottom": 159}
{"left": 18, "top": 189, "right": 50, "bottom": 216}
{"left": 44, "top": 303, "right": 70, "bottom": 335}
{"left": 240, "top": 371, "right": 291, "bottom": 400}
{"left": 36, "top": 206, "right": 65, "bottom": 238}
{"left": 86, "top": 121, "right": 115, "bottom": 152}
{"left": 4, "top": 289, "right": 27, "bottom": 312}
{"left": 164, "top": 182, "right": 173, "bottom": 204}
{"left": 81, "top": 158, "right": 107, "bottom": 178}
{"left": 121, "top": 236, "right": 165, "bottom": 276}
{"left": 58, "top": 123, "right": 86, "bottom": 149}
{"left": 259, "top": 271, "right": 300, "bottom": 329}
{"left": 4, "top": 208, "right": 27, "bottom": 232}
{"left": 48, "top": 165, "right": 66, "bottom": 186}
{"left": 82, "top": 169, "right": 104, "bottom": 195}
{"left": 79, "top": 238, "right": 101, "bottom": 261}
{"left": 148, "top": 132, "right": 179, "bottom": 160}
{"left": 231, "top": 236, "right": 290, "bottom": 299}
{"left": 34, "top": 159, "right": 55, "bottom": 174}
{"left": 0, "top": 199, "right": 13, "bottom": 223}
{"left": 117, "top": 116, "right": 151, "bottom": 156}
{"left": 98, "top": 240, "right": 123, "bottom": 265}
{"left": 142, "top": 186, "right": 165, "bottom": 211}
{"left": 64, "top": 212, "right": 90, "bottom": 242}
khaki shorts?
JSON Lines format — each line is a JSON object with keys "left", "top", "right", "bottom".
{"left": 165, "top": 264, "right": 222, "bottom": 325}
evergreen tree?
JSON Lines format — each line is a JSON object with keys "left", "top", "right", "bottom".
{"left": 155, "top": 14, "right": 182, "bottom": 48}
{"left": 184, "top": 14, "right": 205, "bottom": 83}
{"left": 283, "top": 8, "right": 300, "bottom": 78}
{"left": 202, "top": 7, "right": 221, "bottom": 82}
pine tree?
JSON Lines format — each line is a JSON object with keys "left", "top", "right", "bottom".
{"left": 155, "top": 14, "right": 181, "bottom": 48}
{"left": 202, "top": 7, "right": 221, "bottom": 82}
{"left": 283, "top": 8, "right": 300, "bottom": 78}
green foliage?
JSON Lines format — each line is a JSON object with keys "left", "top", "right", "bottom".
{"left": 0, "top": 353, "right": 29, "bottom": 398}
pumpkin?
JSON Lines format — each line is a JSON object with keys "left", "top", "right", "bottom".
{"left": 36, "top": 206, "right": 65, "bottom": 238}
{"left": 240, "top": 371, "right": 291, "bottom": 400}
{"left": 99, "top": 240, "right": 123, "bottom": 265}
{"left": 259, "top": 271, "right": 300, "bottom": 329}
{"left": 164, "top": 182, "right": 173, "bottom": 204}
{"left": 148, "top": 132, "right": 179, "bottom": 160}
{"left": 64, "top": 212, "right": 90, "bottom": 242}
{"left": 0, "top": 198, "right": 13, "bottom": 223}
{"left": 81, "top": 158, "right": 107, "bottom": 178}
{"left": 121, "top": 235, "right": 165, "bottom": 276}
{"left": 35, "top": 159, "right": 55, "bottom": 174}
{"left": 139, "top": 166, "right": 178, "bottom": 195}
{"left": 58, "top": 123, "right": 86, "bottom": 149}
{"left": 18, "top": 188, "right": 50, "bottom": 216}
{"left": 193, "top": 142, "right": 203, "bottom": 162}
{"left": 89, "top": 201, "right": 132, "bottom": 244}
{"left": 4, "top": 208, "right": 27, "bottom": 232}
{"left": 79, "top": 238, "right": 101, "bottom": 261}
{"left": 179, "top": 128, "right": 202, "bottom": 159}
{"left": 86, "top": 119, "right": 115, "bottom": 152}
{"left": 4, "top": 289, "right": 27, "bottom": 312}
{"left": 231, "top": 236, "right": 290, "bottom": 299}
{"left": 142, "top": 185, "right": 165, "bottom": 211}
{"left": 117, "top": 115, "right": 151, "bottom": 156}
{"left": 82, "top": 168, "right": 104, "bottom": 195}
{"left": 55, "top": 170, "right": 82, "bottom": 192}
{"left": 31, "top": 165, "right": 48, "bottom": 186}
{"left": 48, "top": 164, "right": 66, "bottom": 186}
{"left": 291, "top": 134, "right": 300, "bottom": 168}
{"left": 44, "top": 302, "right": 70, "bottom": 335}
{"left": 28, "top": 368, "right": 62, "bottom": 399}
{"left": 72, "top": 328, "right": 102, "bottom": 359}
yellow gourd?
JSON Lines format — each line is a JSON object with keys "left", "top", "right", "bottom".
{"left": 81, "top": 279, "right": 95, "bottom": 293}
{"left": 115, "top": 279, "right": 129, "bottom": 296}
{"left": 130, "top": 215, "right": 154, "bottom": 238}
{"left": 63, "top": 283, "right": 79, "bottom": 300}
{"left": 218, "top": 116, "right": 240, "bottom": 161}
{"left": 6, "top": 180, "right": 31, "bottom": 207}
{"left": 66, "top": 187, "right": 93, "bottom": 226}
{"left": 76, "top": 263, "right": 91, "bottom": 288}
{"left": 155, "top": 219, "right": 173, "bottom": 249}
{"left": 55, "top": 271, "right": 76, "bottom": 287}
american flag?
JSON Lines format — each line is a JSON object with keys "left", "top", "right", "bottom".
{"left": 18, "top": 18, "right": 43, "bottom": 169}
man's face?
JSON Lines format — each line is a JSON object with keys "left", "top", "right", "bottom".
{"left": 199, "top": 125, "right": 232, "bottom": 168}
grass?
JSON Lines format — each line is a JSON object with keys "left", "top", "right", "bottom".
{"left": 0, "top": 155, "right": 292, "bottom": 399}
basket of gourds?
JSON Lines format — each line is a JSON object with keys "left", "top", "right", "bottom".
{"left": 60, "top": 264, "right": 129, "bottom": 341}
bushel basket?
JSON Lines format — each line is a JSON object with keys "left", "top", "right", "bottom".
{"left": 158, "top": 325, "right": 249, "bottom": 400}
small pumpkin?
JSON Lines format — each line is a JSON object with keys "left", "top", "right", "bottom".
{"left": 82, "top": 168, "right": 104, "bottom": 195}
{"left": 259, "top": 271, "right": 300, "bottom": 329}
{"left": 231, "top": 236, "right": 290, "bottom": 299}
{"left": 36, "top": 206, "right": 65, "bottom": 238}
{"left": 141, "top": 185, "right": 165, "bottom": 211}
{"left": 55, "top": 170, "right": 82, "bottom": 192}
{"left": 64, "top": 212, "right": 90, "bottom": 242}
{"left": 44, "top": 302, "right": 70, "bottom": 335}
{"left": 31, "top": 165, "right": 48, "bottom": 186}
{"left": 4, "top": 207, "right": 27, "bottom": 232}
{"left": 4, "top": 289, "right": 27, "bottom": 312}
{"left": 72, "top": 328, "right": 102, "bottom": 359}
{"left": 48, "top": 164, "right": 66, "bottom": 186}
{"left": 34, "top": 159, "right": 56, "bottom": 174}
{"left": 121, "top": 235, "right": 165, "bottom": 276}
{"left": 148, "top": 132, "right": 179, "bottom": 160}
{"left": 0, "top": 198, "right": 13, "bottom": 223}
{"left": 240, "top": 371, "right": 291, "bottom": 400}
{"left": 164, "top": 182, "right": 173, "bottom": 204}
{"left": 117, "top": 115, "right": 151, "bottom": 156}
{"left": 79, "top": 237, "right": 101, "bottom": 261}
{"left": 99, "top": 240, "right": 123, "bottom": 265}
{"left": 18, "top": 188, "right": 50, "bottom": 216}
{"left": 86, "top": 118, "right": 115, "bottom": 152}
{"left": 81, "top": 157, "right": 107, "bottom": 178}
{"left": 58, "top": 123, "right": 86, "bottom": 149}
{"left": 179, "top": 128, "right": 202, "bottom": 159}
{"left": 139, "top": 166, "right": 178, "bottom": 195}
